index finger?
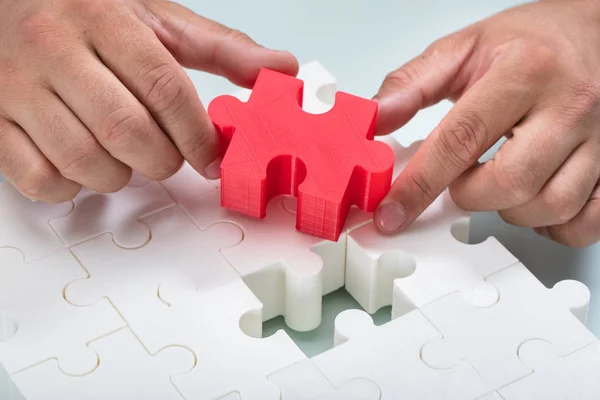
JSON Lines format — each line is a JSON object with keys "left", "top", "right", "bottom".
{"left": 90, "top": 4, "right": 298, "bottom": 180}
{"left": 375, "top": 64, "right": 535, "bottom": 233}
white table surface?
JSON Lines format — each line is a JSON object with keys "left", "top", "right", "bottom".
{"left": 2, "top": 0, "right": 598, "bottom": 358}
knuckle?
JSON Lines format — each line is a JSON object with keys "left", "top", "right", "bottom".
{"left": 16, "top": 12, "right": 62, "bottom": 50}
{"left": 63, "top": 0, "right": 130, "bottom": 23}
{"left": 544, "top": 183, "right": 583, "bottom": 224}
{"left": 71, "top": 0, "right": 113, "bottom": 18}
{"left": 383, "top": 65, "right": 420, "bottom": 91}
{"left": 566, "top": 79, "right": 600, "bottom": 120}
{"left": 219, "top": 27, "right": 252, "bottom": 43}
{"left": 435, "top": 114, "right": 487, "bottom": 170}
{"left": 102, "top": 107, "right": 150, "bottom": 147}
{"left": 179, "top": 130, "right": 214, "bottom": 161}
{"left": 493, "top": 160, "right": 539, "bottom": 204}
{"left": 56, "top": 140, "right": 101, "bottom": 180}
{"left": 406, "top": 169, "right": 438, "bottom": 204}
{"left": 139, "top": 63, "right": 190, "bottom": 117}
{"left": 510, "top": 41, "right": 558, "bottom": 81}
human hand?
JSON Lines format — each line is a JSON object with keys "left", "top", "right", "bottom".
{"left": 0, "top": 0, "right": 297, "bottom": 202}
{"left": 372, "top": 0, "right": 600, "bottom": 248}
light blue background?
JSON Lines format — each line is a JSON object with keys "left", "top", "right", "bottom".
{"left": 1, "top": 0, "right": 598, "bottom": 360}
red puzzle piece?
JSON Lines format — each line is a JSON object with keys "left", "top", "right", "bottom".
{"left": 207, "top": 68, "right": 394, "bottom": 241}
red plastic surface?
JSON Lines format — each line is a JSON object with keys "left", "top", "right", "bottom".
{"left": 207, "top": 68, "right": 394, "bottom": 241}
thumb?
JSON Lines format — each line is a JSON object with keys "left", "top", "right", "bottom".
{"left": 372, "top": 30, "right": 477, "bottom": 136}
{"left": 139, "top": 0, "right": 299, "bottom": 88}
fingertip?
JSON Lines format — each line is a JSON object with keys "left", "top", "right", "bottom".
{"left": 372, "top": 92, "right": 420, "bottom": 136}
{"left": 268, "top": 49, "right": 300, "bottom": 75}
{"left": 374, "top": 200, "right": 408, "bottom": 234}
{"left": 203, "top": 156, "right": 222, "bottom": 180}
{"left": 233, "top": 47, "right": 300, "bottom": 88}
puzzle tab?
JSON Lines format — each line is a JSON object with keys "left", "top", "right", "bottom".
{"left": 207, "top": 68, "right": 395, "bottom": 241}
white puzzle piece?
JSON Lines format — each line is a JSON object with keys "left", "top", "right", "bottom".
{"left": 311, "top": 309, "right": 491, "bottom": 400}
{"left": 268, "top": 358, "right": 381, "bottom": 400}
{"left": 0, "top": 248, "right": 125, "bottom": 376}
{"left": 0, "top": 181, "right": 72, "bottom": 262}
{"left": 233, "top": 60, "right": 336, "bottom": 114}
{"left": 180, "top": 187, "right": 355, "bottom": 332}
{"left": 49, "top": 173, "right": 175, "bottom": 249}
{"left": 499, "top": 339, "right": 600, "bottom": 399}
{"left": 12, "top": 327, "right": 194, "bottom": 400}
{"left": 160, "top": 162, "right": 219, "bottom": 204}
{"left": 138, "top": 278, "right": 306, "bottom": 400}
{"left": 65, "top": 206, "right": 242, "bottom": 332}
{"left": 346, "top": 135, "right": 519, "bottom": 317}
{"left": 420, "top": 263, "right": 597, "bottom": 389}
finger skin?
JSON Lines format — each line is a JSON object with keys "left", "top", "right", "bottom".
{"left": 538, "top": 183, "right": 600, "bottom": 248}
{"left": 375, "top": 61, "right": 535, "bottom": 234}
{"left": 450, "top": 106, "right": 585, "bottom": 211}
{"left": 90, "top": 5, "right": 219, "bottom": 178}
{"left": 2, "top": 86, "right": 132, "bottom": 193}
{"left": 372, "top": 29, "right": 477, "bottom": 136}
{"left": 47, "top": 51, "right": 182, "bottom": 181}
{"left": 499, "top": 141, "right": 600, "bottom": 227}
{"left": 138, "top": 0, "right": 299, "bottom": 88}
{"left": 0, "top": 118, "right": 80, "bottom": 202}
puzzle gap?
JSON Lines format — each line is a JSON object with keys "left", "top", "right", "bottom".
{"left": 0, "top": 361, "right": 24, "bottom": 400}
{"left": 266, "top": 155, "right": 307, "bottom": 200}
{"left": 451, "top": 218, "right": 471, "bottom": 244}
{"left": 303, "top": 83, "right": 335, "bottom": 114}
{"left": 262, "top": 287, "right": 391, "bottom": 358}
{"left": 0, "top": 313, "right": 17, "bottom": 342}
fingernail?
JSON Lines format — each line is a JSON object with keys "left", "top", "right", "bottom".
{"left": 204, "top": 157, "right": 222, "bottom": 180}
{"left": 375, "top": 202, "right": 407, "bottom": 233}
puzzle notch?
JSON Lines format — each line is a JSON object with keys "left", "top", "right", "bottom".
{"left": 498, "top": 339, "right": 600, "bottom": 399}
{"left": 11, "top": 327, "right": 195, "bottom": 400}
{"left": 141, "top": 278, "right": 306, "bottom": 400}
{"left": 49, "top": 172, "right": 175, "bottom": 249}
{"left": 65, "top": 206, "right": 243, "bottom": 340}
{"left": 207, "top": 67, "right": 394, "bottom": 241}
{"left": 268, "top": 358, "right": 381, "bottom": 399}
{"left": 0, "top": 248, "right": 125, "bottom": 376}
{"left": 0, "top": 182, "right": 72, "bottom": 263}
{"left": 311, "top": 309, "right": 492, "bottom": 399}
{"left": 420, "top": 263, "right": 597, "bottom": 390}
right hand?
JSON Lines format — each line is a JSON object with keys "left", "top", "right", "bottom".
{"left": 0, "top": 0, "right": 298, "bottom": 202}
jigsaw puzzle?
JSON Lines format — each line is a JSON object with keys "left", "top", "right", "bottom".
{"left": 1, "top": 61, "right": 600, "bottom": 400}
